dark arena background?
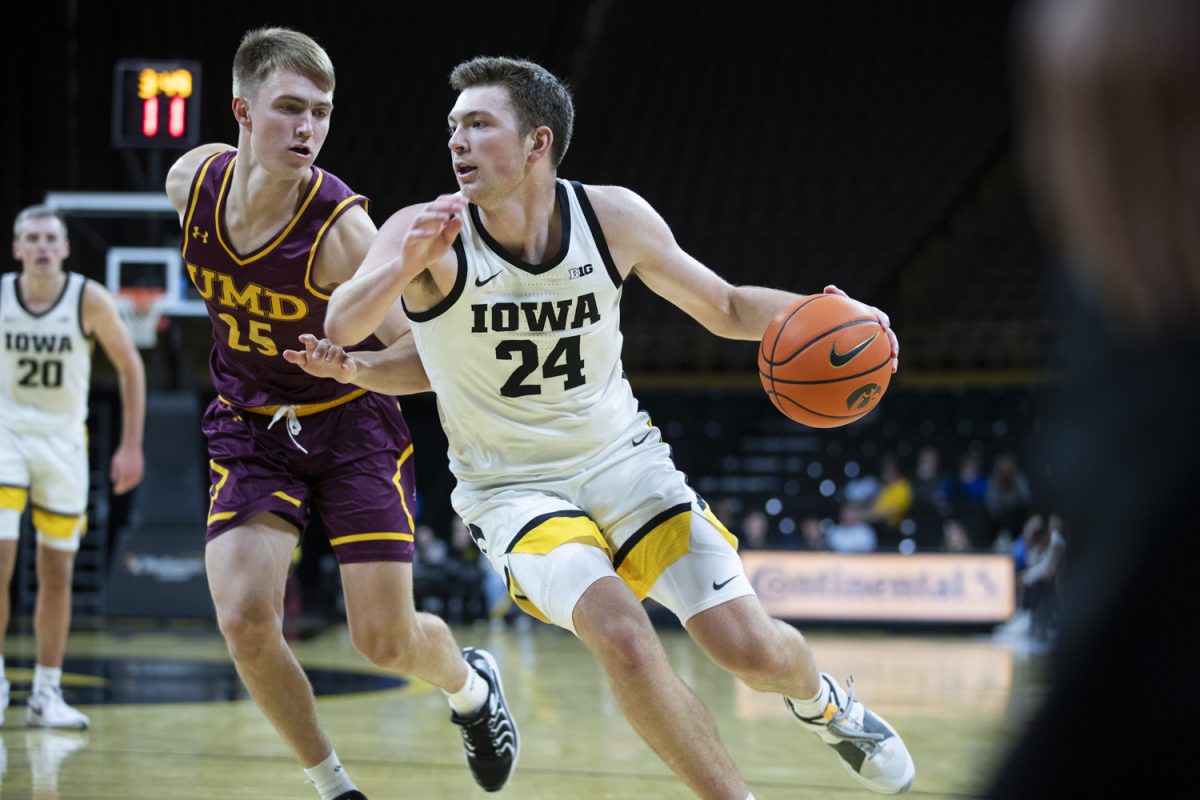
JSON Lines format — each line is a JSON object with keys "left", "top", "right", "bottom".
{"left": 7, "top": 1, "right": 1181, "bottom": 798}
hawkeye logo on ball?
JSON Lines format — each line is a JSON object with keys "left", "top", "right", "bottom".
{"left": 846, "top": 383, "right": 882, "bottom": 410}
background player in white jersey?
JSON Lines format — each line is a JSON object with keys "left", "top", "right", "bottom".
{"left": 0, "top": 205, "right": 145, "bottom": 728}
{"left": 324, "top": 57, "right": 915, "bottom": 798}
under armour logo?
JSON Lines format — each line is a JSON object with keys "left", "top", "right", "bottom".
{"left": 192, "top": 226, "right": 209, "bottom": 244}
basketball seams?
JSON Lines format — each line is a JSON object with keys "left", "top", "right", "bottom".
{"left": 762, "top": 318, "right": 880, "bottom": 367}
{"left": 757, "top": 354, "right": 892, "bottom": 386}
{"left": 773, "top": 390, "right": 870, "bottom": 422}
{"left": 762, "top": 293, "right": 831, "bottom": 402}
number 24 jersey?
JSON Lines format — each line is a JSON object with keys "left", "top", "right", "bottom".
{"left": 408, "top": 180, "right": 644, "bottom": 488}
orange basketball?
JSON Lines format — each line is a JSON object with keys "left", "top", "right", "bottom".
{"left": 758, "top": 294, "right": 893, "bottom": 428}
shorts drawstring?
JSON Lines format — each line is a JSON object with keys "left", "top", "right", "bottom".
{"left": 267, "top": 405, "right": 309, "bottom": 453}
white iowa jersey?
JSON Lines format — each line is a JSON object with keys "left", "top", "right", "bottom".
{"left": 408, "top": 180, "right": 644, "bottom": 487}
{"left": 0, "top": 272, "right": 91, "bottom": 432}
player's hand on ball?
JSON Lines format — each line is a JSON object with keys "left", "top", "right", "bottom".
{"left": 823, "top": 285, "right": 899, "bottom": 372}
{"left": 283, "top": 333, "right": 359, "bottom": 384}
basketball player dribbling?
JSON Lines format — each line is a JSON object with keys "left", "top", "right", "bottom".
{"left": 324, "top": 57, "right": 914, "bottom": 798}
{"left": 163, "top": 30, "right": 516, "bottom": 799}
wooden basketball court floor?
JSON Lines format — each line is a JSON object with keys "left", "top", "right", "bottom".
{"left": 0, "top": 623, "right": 1047, "bottom": 799}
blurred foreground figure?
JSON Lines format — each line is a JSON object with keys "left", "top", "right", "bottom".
{"left": 994, "top": 0, "right": 1200, "bottom": 795}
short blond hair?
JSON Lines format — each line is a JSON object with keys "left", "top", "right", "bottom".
{"left": 13, "top": 205, "right": 67, "bottom": 239}
{"left": 232, "top": 27, "right": 335, "bottom": 100}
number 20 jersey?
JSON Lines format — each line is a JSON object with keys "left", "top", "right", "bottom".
{"left": 0, "top": 272, "right": 91, "bottom": 433}
{"left": 180, "top": 150, "right": 377, "bottom": 408}
{"left": 408, "top": 180, "right": 642, "bottom": 489}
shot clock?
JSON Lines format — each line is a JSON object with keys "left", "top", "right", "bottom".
{"left": 112, "top": 59, "right": 201, "bottom": 148}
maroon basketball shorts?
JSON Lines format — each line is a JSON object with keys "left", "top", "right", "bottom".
{"left": 201, "top": 391, "right": 416, "bottom": 563}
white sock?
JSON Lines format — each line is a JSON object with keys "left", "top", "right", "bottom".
{"left": 304, "top": 750, "right": 356, "bottom": 800}
{"left": 0, "top": 655, "right": 6, "bottom": 681}
{"left": 32, "top": 664, "right": 62, "bottom": 695}
{"left": 746, "top": 794, "right": 757, "bottom": 800}
{"left": 443, "top": 659, "right": 490, "bottom": 716}
{"left": 787, "top": 676, "right": 833, "bottom": 720}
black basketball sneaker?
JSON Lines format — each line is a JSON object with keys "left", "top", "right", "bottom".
{"left": 450, "top": 647, "right": 520, "bottom": 792}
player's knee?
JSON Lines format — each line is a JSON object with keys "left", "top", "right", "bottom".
{"left": 35, "top": 553, "right": 75, "bottom": 594}
{"left": 216, "top": 604, "right": 281, "bottom": 660}
{"left": 709, "top": 625, "right": 790, "bottom": 686}
{"left": 36, "top": 568, "right": 73, "bottom": 596}
{"left": 580, "top": 610, "right": 659, "bottom": 674}
{"left": 351, "top": 624, "right": 419, "bottom": 672}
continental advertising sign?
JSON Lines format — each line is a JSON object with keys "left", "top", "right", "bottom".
{"left": 742, "top": 551, "right": 1015, "bottom": 623}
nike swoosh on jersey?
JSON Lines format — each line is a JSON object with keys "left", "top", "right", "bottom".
{"left": 474, "top": 271, "right": 502, "bottom": 286}
{"left": 712, "top": 576, "right": 737, "bottom": 591}
{"left": 829, "top": 331, "right": 879, "bottom": 367}
{"left": 632, "top": 431, "right": 651, "bottom": 446}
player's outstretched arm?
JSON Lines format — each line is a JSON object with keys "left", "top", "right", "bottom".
{"left": 590, "top": 185, "right": 900, "bottom": 370}
{"left": 84, "top": 281, "right": 146, "bottom": 495}
{"left": 165, "top": 143, "right": 235, "bottom": 222}
{"left": 326, "top": 193, "right": 466, "bottom": 346}
{"left": 282, "top": 332, "right": 432, "bottom": 395}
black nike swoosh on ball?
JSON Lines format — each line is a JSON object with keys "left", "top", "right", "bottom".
{"left": 632, "top": 431, "right": 651, "bottom": 446}
{"left": 474, "top": 271, "right": 501, "bottom": 286}
{"left": 712, "top": 576, "right": 737, "bottom": 591}
{"left": 829, "top": 332, "right": 879, "bottom": 367}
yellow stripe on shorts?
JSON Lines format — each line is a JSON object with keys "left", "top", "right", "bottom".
{"left": 32, "top": 507, "right": 87, "bottom": 540}
{"left": 0, "top": 486, "right": 29, "bottom": 512}
{"left": 612, "top": 502, "right": 694, "bottom": 600}
{"left": 207, "top": 460, "right": 237, "bottom": 526}
{"left": 391, "top": 444, "right": 415, "bottom": 532}
{"left": 503, "top": 566, "right": 551, "bottom": 625}
{"left": 272, "top": 491, "right": 302, "bottom": 508}
{"left": 505, "top": 511, "right": 609, "bottom": 556}
{"left": 502, "top": 511, "right": 611, "bottom": 624}
{"left": 328, "top": 532, "right": 415, "bottom": 547}
{"left": 700, "top": 503, "right": 739, "bottom": 550}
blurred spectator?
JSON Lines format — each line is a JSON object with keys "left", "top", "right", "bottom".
{"left": 712, "top": 496, "right": 742, "bottom": 530}
{"left": 448, "top": 516, "right": 515, "bottom": 628}
{"left": 942, "top": 519, "right": 972, "bottom": 553}
{"left": 985, "top": 453, "right": 1033, "bottom": 545}
{"left": 412, "top": 523, "right": 454, "bottom": 617}
{"left": 939, "top": 453, "right": 990, "bottom": 543}
{"left": 1021, "top": 513, "right": 1066, "bottom": 641}
{"left": 843, "top": 473, "right": 881, "bottom": 505}
{"left": 911, "top": 446, "right": 946, "bottom": 510}
{"left": 799, "top": 516, "right": 828, "bottom": 551}
{"left": 740, "top": 510, "right": 770, "bottom": 550}
{"left": 1011, "top": 512, "right": 1041, "bottom": 574}
{"left": 939, "top": 453, "right": 988, "bottom": 506}
{"left": 865, "top": 454, "right": 913, "bottom": 541}
{"left": 827, "top": 503, "right": 877, "bottom": 553}
{"left": 415, "top": 523, "right": 449, "bottom": 565}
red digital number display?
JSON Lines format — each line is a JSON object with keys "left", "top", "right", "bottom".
{"left": 113, "top": 59, "right": 201, "bottom": 149}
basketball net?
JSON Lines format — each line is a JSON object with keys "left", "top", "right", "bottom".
{"left": 116, "top": 287, "right": 167, "bottom": 349}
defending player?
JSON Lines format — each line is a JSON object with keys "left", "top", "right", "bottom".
{"left": 163, "top": 30, "right": 516, "bottom": 798}
{"left": 325, "top": 57, "right": 914, "bottom": 798}
{"left": 1, "top": 205, "right": 145, "bottom": 728}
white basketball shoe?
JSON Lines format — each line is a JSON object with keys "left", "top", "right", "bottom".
{"left": 786, "top": 673, "right": 916, "bottom": 794}
{"left": 25, "top": 686, "right": 90, "bottom": 729}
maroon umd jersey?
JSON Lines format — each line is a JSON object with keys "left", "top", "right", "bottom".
{"left": 180, "top": 150, "right": 381, "bottom": 408}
